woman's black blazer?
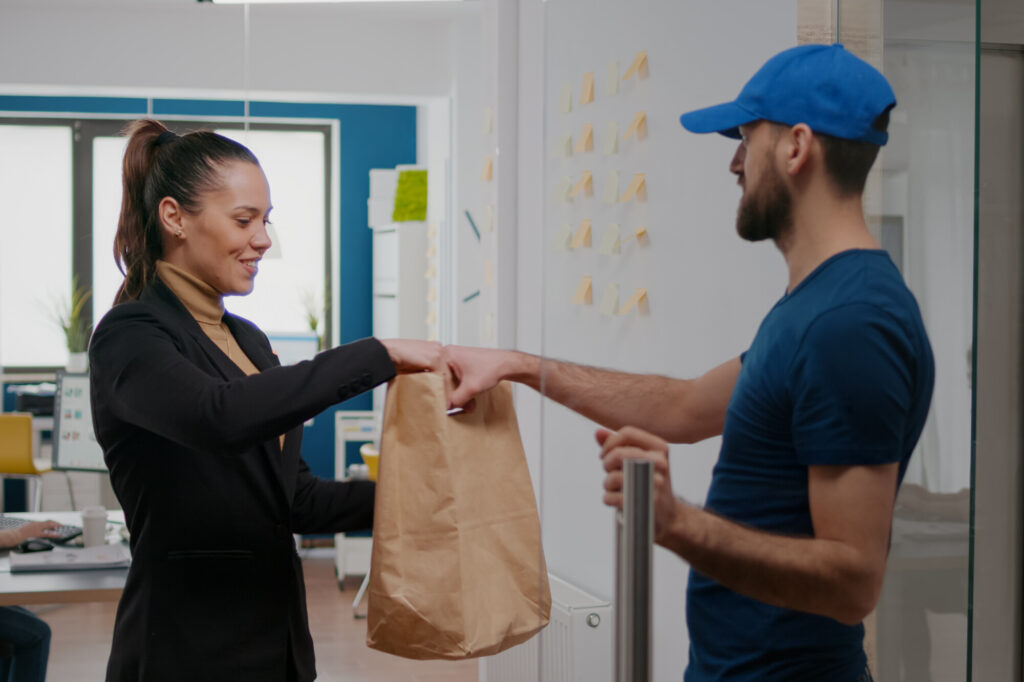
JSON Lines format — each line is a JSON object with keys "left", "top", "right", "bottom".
{"left": 89, "top": 277, "right": 396, "bottom": 682}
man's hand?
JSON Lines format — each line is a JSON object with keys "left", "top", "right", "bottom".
{"left": 597, "top": 426, "right": 681, "bottom": 545}
{"left": 379, "top": 339, "right": 444, "bottom": 374}
{"left": 443, "top": 345, "right": 519, "bottom": 410}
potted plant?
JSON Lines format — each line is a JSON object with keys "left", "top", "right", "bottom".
{"left": 300, "top": 287, "right": 327, "bottom": 352}
{"left": 54, "top": 277, "right": 92, "bottom": 372}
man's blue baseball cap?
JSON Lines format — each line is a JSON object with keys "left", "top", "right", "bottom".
{"left": 679, "top": 44, "right": 896, "bottom": 146}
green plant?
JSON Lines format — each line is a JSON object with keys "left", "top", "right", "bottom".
{"left": 299, "top": 287, "right": 328, "bottom": 351}
{"left": 54, "top": 278, "right": 93, "bottom": 353}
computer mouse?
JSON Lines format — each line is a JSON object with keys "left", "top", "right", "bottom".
{"left": 17, "top": 539, "right": 54, "bottom": 553}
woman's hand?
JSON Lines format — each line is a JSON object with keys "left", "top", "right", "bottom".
{"left": 379, "top": 339, "right": 445, "bottom": 374}
{"left": 16, "top": 521, "right": 63, "bottom": 543}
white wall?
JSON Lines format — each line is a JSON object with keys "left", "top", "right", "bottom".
{"left": 0, "top": 0, "right": 467, "bottom": 99}
{"left": 513, "top": 1, "right": 796, "bottom": 678}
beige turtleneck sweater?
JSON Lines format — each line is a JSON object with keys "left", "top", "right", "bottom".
{"left": 155, "top": 260, "right": 261, "bottom": 375}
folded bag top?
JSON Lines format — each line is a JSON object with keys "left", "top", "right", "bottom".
{"left": 366, "top": 372, "right": 551, "bottom": 660}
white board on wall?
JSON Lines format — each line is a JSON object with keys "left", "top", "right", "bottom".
{"left": 533, "top": 1, "right": 797, "bottom": 679}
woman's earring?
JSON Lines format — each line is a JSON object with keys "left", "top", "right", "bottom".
{"left": 175, "top": 229, "right": 184, "bottom": 238}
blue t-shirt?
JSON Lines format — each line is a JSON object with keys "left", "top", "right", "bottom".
{"left": 686, "top": 250, "right": 935, "bottom": 681}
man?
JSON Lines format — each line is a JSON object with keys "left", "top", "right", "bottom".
{"left": 444, "top": 44, "right": 934, "bottom": 680}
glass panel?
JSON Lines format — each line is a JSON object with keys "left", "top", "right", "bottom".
{"left": 839, "top": 1, "right": 977, "bottom": 679}
{"left": 537, "top": 2, "right": 800, "bottom": 680}
{"left": 215, "top": 128, "right": 327, "bottom": 343}
{"left": 91, "top": 129, "right": 328, "bottom": 346}
{"left": 0, "top": 124, "right": 73, "bottom": 367}
{"left": 93, "top": 135, "right": 129, "bottom": 325}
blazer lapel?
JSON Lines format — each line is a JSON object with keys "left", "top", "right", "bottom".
{"left": 144, "top": 279, "right": 295, "bottom": 501}
{"left": 143, "top": 280, "right": 248, "bottom": 382}
{"left": 223, "top": 312, "right": 300, "bottom": 497}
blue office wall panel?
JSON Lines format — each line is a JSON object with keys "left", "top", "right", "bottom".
{"left": 0, "top": 96, "right": 147, "bottom": 115}
{"left": 153, "top": 98, "right": 246, "bottom": 118}
{"left": 0, "top": 95, "right": 417, "bottom": 478}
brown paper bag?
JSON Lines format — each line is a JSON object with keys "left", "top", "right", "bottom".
{"left": 365, "top": 372, "right": 551, "bottom": 659}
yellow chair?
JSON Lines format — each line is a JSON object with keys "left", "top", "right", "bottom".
{"left": 0, "top": 413, "right": 51, "bottom": 512}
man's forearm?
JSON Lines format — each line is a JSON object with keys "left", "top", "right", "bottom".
{"left": 661, "top": 501, "right": 882, "bottom": 626}
{"left": 499, "top": 351, "right": 702, "bottom": 442}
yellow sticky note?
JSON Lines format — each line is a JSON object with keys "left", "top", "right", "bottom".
{"left": 600, "top": 283, "right": 619, "bottom": 316}
{"left": 571, "top": 276, "right": 593, "bottom": 305}
{"left": 602, "top": 171, "right": 619, "bottom": 204}
{"left": 427, "top": 222, "right": 438, "bottom": 238}
{"left": 483, "top": 203, "right": 495, "bottom": 232}
{"left": 426, "top": 285, "right": 438, "bottom": 302}
{"left": 604, "top": 121, "right": 619, "bottom": 155}
{"left": 600, "top": 224, "right": 621, "bottom": 255}
{"left": 484, "top": 259, "right": 494, "bottom": 287}
{"left": 619, "top": 287, "right": 648, "bottom": 315}
{"left": 425, "top": 309, "right": 438, "bottom": 325}
{"left": 607, "top": 61, "right": 620, "bottom": 96}
{"left": 619, "top": 173, "right": 647, "bottom": 202}
{"left": 552, "top": 224, "right": 573, "bottom": 251}
{"left": 555, "top": 177, "right": 572, "bottom": 203}
{"left": 553, "top": 134, "right": 573, "bottom": 159}
{"left": 574, "top": 123, "right": 594, "bottom": 153}
{"left": 481, "top": 313, "right": 494, "bottom": 342}
{"left": 481, "top": 156, "right": 493, "bottom": 181}
{"left": 571, "top": 219, "right": 592, "bottom": 249}
{"left": 623, "top": 111, "right": 648, "bottom": 141}
{"left": 569, "top": 170, "right": 593, "bottom": 199}
{"left": 560, "top": 84, "right": 573, "bottom": 113}
{"left": 581, "top": 72, "right": 595, "bottom": 105}
{"left": 424, "top": 265, "right": 438, "bottom": 279}
{"left": 425, "top": 244, "right": 438, "bottom": 259}
{"left": 622, "top": 50, "right": 649, "bottom": 81}
{"left": 634, "top": 226, "right": 649, "bottom": 243}
{"left": 483, "top": 107, "right": 494, "bottom": 134}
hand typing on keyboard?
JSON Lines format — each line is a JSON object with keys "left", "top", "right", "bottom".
{"left": 0, "top": 520, "right": 65, "bottom": 549}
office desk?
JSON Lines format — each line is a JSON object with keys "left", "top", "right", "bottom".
{"left": 0, "top": 511, "right": 128, "bottom": 606}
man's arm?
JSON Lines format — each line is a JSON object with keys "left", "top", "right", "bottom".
{"left": 445, "top": 346, "right": 741, "bottom": 444}
{"left": 599, "top": 427, "right": 898, "bottom": 625}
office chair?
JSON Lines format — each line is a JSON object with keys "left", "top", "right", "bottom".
{"left": 0, "top": 413, "right": 51, "bottom": 512}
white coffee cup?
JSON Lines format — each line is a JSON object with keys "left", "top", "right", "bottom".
{"left": 81, "top": 506, "right": 108, "bottom": 548}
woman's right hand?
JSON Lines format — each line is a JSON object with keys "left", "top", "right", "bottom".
{"left": 379, "top": 339, "right": 445, "bottom": 374}
{"left": 16, "top": 521, "right": 62, "bottom": 543}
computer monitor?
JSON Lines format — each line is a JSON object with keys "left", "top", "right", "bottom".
{"left": 52, "top": 371, "right": 107, "bottom": 473}
{"left": 265, "top": 331, "right": 320, "bottom": 366}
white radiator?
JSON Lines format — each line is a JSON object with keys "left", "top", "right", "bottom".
{"left": 480, "top": 574, "right": 613, "bottom": 682}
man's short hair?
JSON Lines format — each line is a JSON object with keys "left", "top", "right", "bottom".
{"left": 818, "top": 110, "right": 891, "bottom": 196}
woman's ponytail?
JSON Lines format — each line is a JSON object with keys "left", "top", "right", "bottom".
{"left": 113, "top": 119, "right": 169, "bottom": 304}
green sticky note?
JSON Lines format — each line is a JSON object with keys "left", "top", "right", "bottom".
{"left": 392, "top": 170, "right": 428, "bottom": 222}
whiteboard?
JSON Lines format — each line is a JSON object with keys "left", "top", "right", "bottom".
{"left": 52, "top": 372, "right": 107, "bottom": 473}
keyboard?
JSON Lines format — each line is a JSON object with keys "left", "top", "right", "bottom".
{"left": 0, "top": 516, "right": 83, "bottom": 544}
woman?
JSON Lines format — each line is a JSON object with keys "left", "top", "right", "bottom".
{"left": 89, "top": 119, "right": 441, "bottom": 682}
{"left": 0, "top": 521, "right": 60, "bottom": 682}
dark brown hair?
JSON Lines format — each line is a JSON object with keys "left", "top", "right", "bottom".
{"left": 113, "top": 119, "right": 259, "bottom": 303}
{"left": 818, "top": 109, "right": 891, "bottom": 197}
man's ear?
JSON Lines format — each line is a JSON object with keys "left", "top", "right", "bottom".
{"left": 158, "top": 197, "right": 186, "bottom": 240}
{"left": 783, "top": 123, "right": 815, "bottom": 177}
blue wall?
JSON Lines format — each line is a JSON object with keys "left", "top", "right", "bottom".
{"left": 0, "top": 95, "right": 416, "bottom": 482}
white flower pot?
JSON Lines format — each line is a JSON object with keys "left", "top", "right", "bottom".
{"left": 66, "top": 352, "right": 88, "bottom": 373}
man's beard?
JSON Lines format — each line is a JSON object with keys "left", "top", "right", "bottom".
{"left": 735, "top": 163, "right": 793, "bottom": 243}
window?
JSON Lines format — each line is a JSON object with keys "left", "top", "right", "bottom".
{"left": 0, "top": 117, "right": 333, "bottom": 371}
{"left": 0, "top": 124, "right": 73, "bottom": 368}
